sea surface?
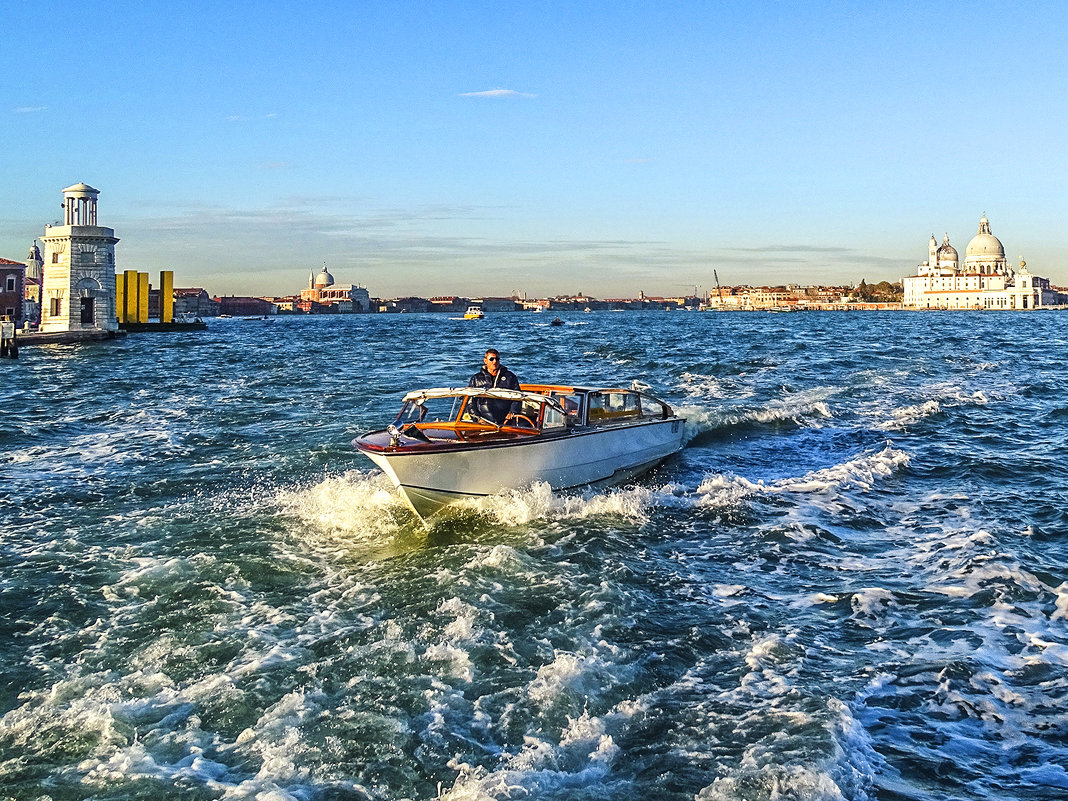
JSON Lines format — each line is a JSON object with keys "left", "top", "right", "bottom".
{"left": 2, "top": 311, "right": 1067, "bottom": 801}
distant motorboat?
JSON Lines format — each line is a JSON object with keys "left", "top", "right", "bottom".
{"left": 464, "top": 306, "right": 485, "bottom": 320}
{"left": 550, "top": 317, "right": 565, "bottom": 326}
{"left": 584, "top": 307, "right": 592, "bottom": 313}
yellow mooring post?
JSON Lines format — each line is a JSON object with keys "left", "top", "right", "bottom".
{"left": 160, "top": 270, "right": 174, "bottom": 323}
{"left": 123, "top": 269, "right": 139, "bottom": 324}
{"left": 137, "top": 272, "right": 150, "bottom": 323}
{"left": 115, "top": 272, "right": 126, "bottom": 323}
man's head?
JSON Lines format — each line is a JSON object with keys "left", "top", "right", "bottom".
{"left": 483, "top": 349, "right": 500, "bottom": 374}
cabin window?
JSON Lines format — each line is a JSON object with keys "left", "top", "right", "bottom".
{"left": 552, "top": 393, "right": 583, "bottom": 422}
{"left": 588, "top": 392, "right": 640, "bottom": 421}
{"left": 639, "top": 396, "right": 669, "bottom": 419}
{"left": 542, "top": 404, "right": 566, "bottom": 430}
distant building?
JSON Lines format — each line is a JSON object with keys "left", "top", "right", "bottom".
{"left": 24, "top": 243, "right": 43, "bottom": 326}
{"left": 173, "top": 288, "right": 220, "bottom": 317}
{"left": 428, "top": 296, "right": 470, "bottom": 313}
{"left": 474, "top": 297, "right": 520, "bottom": 313}
{"left": 40, "top": 183, "right": 119, "bottom": 333}
{"left": 215, "top": 296, "right": 277, "bottom": 316}
{"left": 903, "top": 215, "right": 1066, "bottom": 309}
{"left": 381, "top": 296, "right": 431, "bottom": 313}
{"left": 299, "top": 266, "right": 371, "bottom": 311}
{"left": 270, "top": 295, "right": 301, "bottom": 313}
{"left": 0, "top": 258, "right": 26, "bottom": 325}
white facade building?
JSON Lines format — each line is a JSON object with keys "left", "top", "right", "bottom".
{"left": 300, "top": 265, "right": 371, "bottom": 311}
{"left": 903, "top": 215, "right": 1062, "bottom": 310}
{"left": 40, "top": 183, "right": 119, "bottom": 332}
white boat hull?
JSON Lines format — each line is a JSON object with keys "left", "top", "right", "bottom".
{"left": 363, "top": 417, "right": 685, "bottom": 520}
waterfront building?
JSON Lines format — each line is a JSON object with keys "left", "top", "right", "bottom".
{"left": 428, "top": 296, "right": 470, "bottom": 313}
{"left": 215, "top": 296, "right": 277, "bottom": 316}
{"left": 39, "top": 183, "right": 120, "bottom": 333}
{"left": 299, "top": 265, "right": 371, "bottom": 312}
{"left": 472, "top": 297, "right": 521, "bottom": 313}
{"left": 173, "top": 288, "right": 221, "bottom": 318}
{"left": 0, "top": 258, "right": 27, "bottom": 325}
{"left": 23, "top": 243, "right": 43, "bottom": 326}
{"left": 903, "top": 215, "right": 1065, "bottom": 309}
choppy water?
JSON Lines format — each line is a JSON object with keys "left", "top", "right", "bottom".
{"left": 2, "top": 311, "right": 1067, "bottom": 801}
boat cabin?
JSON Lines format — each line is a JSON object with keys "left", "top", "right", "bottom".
{"left": 364, "top": 383, "right": 675, "bottom": 451}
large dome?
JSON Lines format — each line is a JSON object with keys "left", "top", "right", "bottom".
{"left": 314, "top": 268, "right": 335, "bottom": 288}
{"left": 965, "top": 215, "right": 1004, "bottom": 259}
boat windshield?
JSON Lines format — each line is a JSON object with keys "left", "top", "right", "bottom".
{"left": 396, "top": 395, "right": 464, "bottom": 425}
{"left": 394, "top": 388, "right": 568, "bottom": 430}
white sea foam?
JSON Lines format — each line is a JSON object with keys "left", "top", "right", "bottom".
{"left": 772, "top": 444, "right": 908, "bottom": 494}
{"left": 695, "top": 445, "right": 909, "bottom": 511}
{"left": 849, "top": 587, "right": 896, "bottom": 623}
{"left": 274, "top": 469, "right": 420, "bottom": 559}
{"left": 873, "top": 382, "right": 994, "bottom": 430}
{"left": 677, "top": 371, "right": 737, "bottom": 400}
{"left": 451, "top": 480, "right": 689, "bottom": 528}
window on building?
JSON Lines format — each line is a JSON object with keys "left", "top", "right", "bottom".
{"left": 52, "top": 253, "right": 60, "bottom": 263}
{"left": 49, "top": 298, "right": 62, "bottom": 317}
{"left": 5, "top": 276, "right": 14, "bottom": 291}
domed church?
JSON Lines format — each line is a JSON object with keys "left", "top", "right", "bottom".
{"left": 299, "top": 264, "right": 371, "bottom": 312}
{"left": 903, "top": 215, "right": 1062, "bottom": 309}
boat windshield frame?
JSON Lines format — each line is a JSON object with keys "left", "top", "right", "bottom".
{"left": 393, "top": 387, "right": 567, "bottom": 429}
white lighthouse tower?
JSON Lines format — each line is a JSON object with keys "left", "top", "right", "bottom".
{"left": 40, "top": 182, "right": 119, "bottom": 333}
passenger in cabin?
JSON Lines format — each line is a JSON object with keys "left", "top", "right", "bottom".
{"left": 468, "top": 348, "right": 522, "bottom": 424}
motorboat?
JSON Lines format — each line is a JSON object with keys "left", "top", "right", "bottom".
{"left": 354, "top": 383, "right": 686, "bottom": 522}
{"left": 550, "top": 317, "right": 564, "bottom": 326}
{"left": 464, "top": 306, "right": 485, "bottom": 319}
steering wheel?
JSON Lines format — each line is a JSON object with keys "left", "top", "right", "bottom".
{"left": 507, "top": 414, "right": 538, "bottom": 429}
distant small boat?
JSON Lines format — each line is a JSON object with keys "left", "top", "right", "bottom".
{"left": 550, "top": 317, "right": 564, "bottom": 326}
{"left": 464, "top": 306, "right": 485, "bottom": 320}
{"left": 584, "top": 307, "right": 592, "bottom": 313}
{"left": 218, "top": 314, "right": 233, "bottom": 319}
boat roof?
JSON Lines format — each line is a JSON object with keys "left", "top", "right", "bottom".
{"left": 401, "top": 386, "right": 566, "bottom": 410}
{"left": 401, "top": 384, "right": 667, "bottom": 405}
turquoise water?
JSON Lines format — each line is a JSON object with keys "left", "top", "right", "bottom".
{"left": 2, "top": 311, "right": 1067, "bottom": 800}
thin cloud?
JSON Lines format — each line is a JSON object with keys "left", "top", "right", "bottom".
{"left": 14, "top": 106, "right": 47, "bottom": 114}
{"left": 459, "top": 89, "right": 535, "bottom": 99}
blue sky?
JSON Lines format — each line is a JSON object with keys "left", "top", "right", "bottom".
{"left": 3, "top": 1, "right": 1067, "bottom": 297}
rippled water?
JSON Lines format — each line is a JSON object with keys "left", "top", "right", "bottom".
{"left": 2, "top": 311, "right": 1067, "bottom": 800}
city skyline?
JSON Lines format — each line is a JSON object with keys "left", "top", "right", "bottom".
{"left": 3, "top": 2, "right": 1067, "bottom": 297}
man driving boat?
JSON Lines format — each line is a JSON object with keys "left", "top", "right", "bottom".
{"left": 468, "top": 348, "right": 521, "bottom": 424}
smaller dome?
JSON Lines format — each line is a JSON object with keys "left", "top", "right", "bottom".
{"left": 62, "top": 182, "right": 99, "bottom": 195}
{"left": 314, "top": 269, "right": 335, "bottom": 288}
{"left": 936, "top": 234, "right": 957, "bottom": 260}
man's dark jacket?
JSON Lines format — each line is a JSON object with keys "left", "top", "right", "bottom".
{"left": 468, "top": 365, "right": 521, "bottom": 422}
